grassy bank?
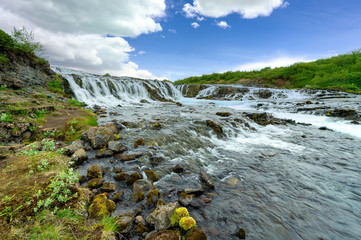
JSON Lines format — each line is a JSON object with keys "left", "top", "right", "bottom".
{"left": 174, "top": 50, "right": 361, "bottom": 93}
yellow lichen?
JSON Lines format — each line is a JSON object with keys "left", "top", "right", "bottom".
{"left": 171, "top": 207, "right": 189, "bottom": 226}
{"left": 179, "top": 217, "right": 196, "bottom": 231}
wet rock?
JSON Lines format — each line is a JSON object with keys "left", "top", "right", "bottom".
{"left": 116, "top": 215, "right": 134, "bottom": 233}
{"left": 146, "top": 230, "right": 181, "bottom": 240}
{"left": 190, "top": 197, "right": 206, "bottom": 209}
{"left": 114, "top": 172, "right": 128, "bottom": 181}
{"left": 88, "top": 193, "right": 116, "bottom": 219}
{"left": 179, "top": 193, "right": 194, "bottom": 207}
{"left": 149, "top": 155, "right": 164, "bottom": 166}
{"left": 133, "top": 179, "right": 153, "bottom": 193}
{"left": 202, "top": 197, "right": 212, "bottom": 203}
{"left": 146, "top": 202, "right": 179, "bottom": 231}
{"left": 119, "top": 153, "right": 143, "bottom": 161}
{"left": 206, "top": 120, "right": 223, "bottom": 135}
{"left": 326, "top": 108, "right": 359, "bottom": 120}
{"left": 255, "top": 89, "right": 272, "bottom": 99}
{"left": 236, "top": 227, "right": 246, "bottom": 239}
{"left": 176, "top": 102, "right": 182, "bottom": 107}
{"left": 83, "top": 126, "right": 116, "bottom": 149}
{"left": 112, "top": 191, "right": 124, "bottom": 202}
{"left": 126, "top": 172, "right": 142, "bottom": 185}
{"left": 66, "top": 139, "right": 85, "bottom": 155}
{"left": 135, "top": 222, "right": 149, "bottom": 235}
{"left": 114, "top": 167, "right": 123, "bottom": 173}
{"left": 102, "top": 182, "right": 116, "bottom": 192}
{"left": 200, "top": 170, "right": 215, "bottom": 190}
{"left": 131, "top": 192, "right": 145, "bottom": 203}
{"left": 73, "top": 148, "right": 87, "bottom": 161}
{"left": 216, "top": 112, "right": 231, "bottom": 117}
{"left": 157, "top": 198, "right": 166, "bottom": 206}
{"left": 140, "top": 99, "right": 149, "bottom": 103}
{"left": 182, "top": 188, "right": 205, "bottom": 196}
{"left": 108, "top": 141, "right": 127, "bottom": 153}
{"left": 87, "top": 178, "right": 104, "bottom": 189}
{"left": 172, "top": 164, "right": 185, "bottom": 174}
{"left": 95, "top": 148, "right": 113, "bottom": 158}
{"left": 153, "top": 122, "right": 161, "bottom": 130}
{"left": 134, "top": 138, "right": 145, "bottom": 148}
{"left": 146, "top": 189, "right": 159, "bottom": 205}
{"left": 245, "top": 112, "right": 292, "bottom": 126}
{"left": 184, "top": 228, "right": 208, "bottom": 240}
{"left": 144, "top": 170, "right": 159, "bottom": 182}
{"left": 136, "top": 215, "right": 146, "bottom": 224}
{"left": 87, "top": 164, "right": 103, "bottom": 178}
{"left": 351, "top": 120, "right": 359, "bottom": 125}
{"left": 78, "top": 175, "right": 86, "bottom": 184}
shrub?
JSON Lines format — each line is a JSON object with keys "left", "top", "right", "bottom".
{"left": 11, "top": 27, "right": 45, "bottom": 55}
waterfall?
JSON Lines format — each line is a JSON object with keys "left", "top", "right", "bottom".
{"left": 52, "top": 66, "right": 182, "bottom": 107}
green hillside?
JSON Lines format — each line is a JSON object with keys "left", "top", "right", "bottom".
{"left": 174, "top": 50, "right": 361, "bottom": 93}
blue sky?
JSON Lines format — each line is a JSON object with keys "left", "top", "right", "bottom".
{"left": 1, "top": 0, "right": 361, "bottom": 80}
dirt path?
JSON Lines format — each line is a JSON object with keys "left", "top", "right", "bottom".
{"left": 41, "top": 108, "right": 89, "bottom": 131}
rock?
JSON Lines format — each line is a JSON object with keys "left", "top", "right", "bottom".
{"left": 134, "top": 138, "right": 145, "bottom": 148}
{"left": 88, "top": 193, "right": 116, "bottom": 219}
{"left": 102, "top": 182, "right": 116, "bottom": 192}
{"left": 184, "top": 228, "right": 208, "bottom": 240}
{"left": 73, "top": 148, "right": 87, "bottom": 161}
{"left": 96, "top": 149, "right": 113, "bottom": 158}
{"left": 133, "top": 179, "right": 153, "bottom": 193}
{"left": 81, "top": 127, "right": 98, "bottom": 147}
{"left": 236, "top": 227, "right": 246, "bottom": 239}
{"left": 202, "top": 197, "right": 212, "bottom": 203}
{"left": 116, "top": 215, "right": 134, "bottom": 233}
{"left": 108, "top": 141, "right": 127, "bottom": 153}
{"left": 114, "top": 167, "right": 123, "bottom": 173}
{"left": 112, "top": 191, "right": 124, "bottom": 202}
{"left": 87, "top": 164, "right": 103, "bottom": 178}
{"left": 126, "top": 172, "right": 142, "bottom": 185}
{"left": 66, "top": 139, "right": 85, "bottom": 155}
{"left": 119, "top": 153, "right": 143, "bottom": 161}
{"left": 136, "top": 216, "right": 146, "bottom": 224}
{"left": 131, "top": 192, "right": 145, "bottom": 203}
{"left": 245, "top": 112, "right": 290, "bottom": 126}
{"left": 179, "top": 193, "right": 194, "bottom": 207}
{"left": 114, "top": 172, "right": 128, "bottom": 181}
{"left": 149, "top": 155, "right": 164, "bottom": 166}
{"left": 206, "top": 120, "right": 223, "bottom": 135}
{"left": 176, "top": 102, "right": 182, "bottom": 107}
{"left": 216, "top": 112, "right": 231, "bottom": 117}
{"left": 255, "top": 89, "right": 272, "bottom": 99}
{"left": 146, "top": 202, "right": 179, "bottom": 231}
{"left": 135, "top": 222, "right": 149, "bottom": 235}
{"left": 153, "top": 122, "right": 161, "bottom": 130}
{"left": 87, "top": 178, "right": 104, "bottom": 189}
{"left": 189, "top": 198, "right": 206, "bottom": 209}
{"left": 146, "top": 230, "right": 181, "bottom": 240}
{"left": 172, "top": 164, "right": 185, "bottom": 174}
{"left": 140, "top": 99, "right": 149, "bottom": 103}
{"left": 93, "top": 126, "right": 115, "bottom": 149}
{"left": 182, "top": 188, "right": 205, "bottom": 196}
{"left": 1, "top": 76, "right": 25, "bottom": 89}
{"left": 144, "top": 170, "right": 159, "bottom": 182}
{"left": 78, "top": 175, "right": 86, "bottom": 184}
{"left": 200, "top": 170, "right": 215, "bottom": 190}
{"left": 146, "top": 189, "right": 159, "bottom": 205}
{"left": 326, "top": 108, "right": 359, "bottom": 120}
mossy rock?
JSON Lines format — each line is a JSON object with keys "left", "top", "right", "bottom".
{"left": 146, "top": 189, "right": 159, "bottom": 205}
{"left": 86, "top": 178, "right": 104, "bottom": 189}
{"left": 102, "top": 182, "right": 116, "bottom": 192}
{"left": 145, "top": 169, "right": 159, "bottom": 182}
{"left": 114, "top": 172, "right": 128, "bottom": 181}
{"left": 134, "top": 223, "right": 149, "bottom": 235}
{"left": 126, "top": 172, "right": 142, "bottom": 185}
{"left": 205, "top": 120, "right": 223, "bottom": 134}
{"left": 147, "top": 230, "right": 181, "bottom": 240}
{"left": 131, "top": 191, "right": 145, "bottom": 203}
{"left": 87, "top": 164, "right": 103, "bottom": 178}
{"left": 184, "top": 228, "right": 208, "bottom": 240}
{"left": 88, "top": 193, "right": 116, "bottom": 219}
{"left": 134, "top": 138, "right": 145, "bottom": 148}
{"left": 116, "top": 215, "right": 134, "bottom": 233}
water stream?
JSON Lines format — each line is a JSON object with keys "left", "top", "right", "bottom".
{"left": 54, "top": 67, "right": 361, "bottom": 240}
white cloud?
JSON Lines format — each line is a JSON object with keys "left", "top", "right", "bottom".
{"left": 169, "top": 29, "right": 177, "bottom": 34}
{"left": 191, "top": 22, "right": 200, "bottom": 29}
{"left": 217, "top": 21, "right": 231, "bottom": 29}
{"left": 0, "top": 1, "right": 166, "bottom": 79}
{"left": 183, "top": 0, "right": 285, "bottom": 19}
{"left": 281, "top": 2, "right": 290, "bottom": 8}
{"left": 138, "top": 51, "right": 146, "bottom": 55}
{"left": 235, "top": 56, "right": 313, "bottom": 71}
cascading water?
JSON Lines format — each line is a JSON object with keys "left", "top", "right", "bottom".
{"left": 55, "top": 67, "right": 361, "bottom": 239}
{"left": 52, "top": 66, "right": 182, "bottom": 107}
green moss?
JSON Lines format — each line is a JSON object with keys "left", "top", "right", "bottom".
{"left": 131, "top": 191, "right": 145, "bottom": 203}
{"left": 179, "top": 217, "right": 196, "bottom": 231}
{"left": 88, "top": 193, "right": 116, "bottom": 219}
{"left": 146, "top": 189, "right": 159, "bottom": 205}
{"left": 171, "top": 207, "right": 189, "bottom": 226}
{"left": 144, "top": 170, "right": 159, "bottom": 182}
{"left": 135, "top": 223, "right": 149, "bottom": 235}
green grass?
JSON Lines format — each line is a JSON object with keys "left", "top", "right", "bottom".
{"left": 68, "top": 98, "right": 86, "bottom": 107}
{"left": 174, "top": 49, "right": 361, "bottom": 93}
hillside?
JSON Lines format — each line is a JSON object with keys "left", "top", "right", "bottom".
{"left": 174, "top": 50, "right": 361, "bottom": 93}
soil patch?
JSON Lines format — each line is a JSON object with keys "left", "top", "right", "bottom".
{"left": 41, "top": 108, "right": 89, "bottom": 131}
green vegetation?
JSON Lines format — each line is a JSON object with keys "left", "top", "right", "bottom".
{"left": 174, "top": 49, "right": 361, "bottom": 93}
{"left": 11, "top": 27, "right": 45, "bottom": 55}
{"left": 68, "top": 98, "right": 86, "bottom": 107}
{"left": 1, "top": 113, "right": 14, "bottom": 122}
{"left": 0, "top": 54, "right": 8, "bottom": 63}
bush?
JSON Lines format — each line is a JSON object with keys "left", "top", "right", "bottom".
{"left": 11, "top": 27, "right": 45, "bottom": 55}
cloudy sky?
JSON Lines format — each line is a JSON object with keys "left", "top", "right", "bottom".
{"left": 0, "top": 0, "right": 360, "bottom": 80}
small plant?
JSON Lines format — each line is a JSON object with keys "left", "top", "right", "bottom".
{"left": 0, "top": 54, "right": 8, "bottom": 63}
{"left": 104, "top": 73, "right": 111, "bottom": 77}
{"left": 56, "top": 148, "right": 67, "bottom": 155}
{"left": 11, "top": 27, "right": 45, "bottom": 55}
{"left": 28, "top": 126, "right": 37, "bottom": 132}
{"left": 68, "top": 98, "right": 86, "bottom": 107}
{"left": 37, "top": 159, "right": 49, "bottom": 172}
{"left": 42, "top": 139, "right": 55, "bottom": 151}
{"left": 1, "top": 113, "right": 14, "bottom": 122}
{"left": 0, "top": 84, "right": 7, "bottom": 90}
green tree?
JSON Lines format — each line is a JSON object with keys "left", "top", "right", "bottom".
{"left": 11, "top": 27, "right": 45, "bottom": 55}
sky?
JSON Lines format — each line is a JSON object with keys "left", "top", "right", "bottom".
{"left": 0, "top": 0, "right": 360, "bottom": 81}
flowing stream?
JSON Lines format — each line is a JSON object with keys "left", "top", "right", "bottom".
{"left": 55, "top": 67, "right": 361, "bottom": 240}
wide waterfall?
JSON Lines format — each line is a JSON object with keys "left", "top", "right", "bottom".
{"left": 52, "top": 66, "right": 182, "bottom": 107}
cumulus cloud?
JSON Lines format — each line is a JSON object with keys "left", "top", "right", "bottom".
{"left": 235, "top": 56, "right": 313, "bottom": 71}
{"left": 0, "top": 1, "right": 166, "bottom": 79}
{"left": 191, "top": 22, "right": 200, "bottom": 29}
{"left": 183, "top": 0, "right": 285, "bottom": 19}
{"left": 217, "top": 21, "right": 231, "bottom": 29}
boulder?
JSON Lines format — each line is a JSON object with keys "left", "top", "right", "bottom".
{"left": 114, "top": 172, "right": 128, "bottom": 181}
{"left": 146, "top": 230, "right": 181, "bottom": 240}
{"left": 102, "top": 182, "right": 116, "bottom": 192}
{"left": 200, "top": 170, "right": 215, "bottom": 190}
{"left": 87, "top": 164, "right": 103, "bottom": 178}
{"left": 206, "top": 120, "right": 223, "bottom": 135}
{"left": 146, "top": 202, "right": 179, "bottom": 231}
{"left": 86, "top": 178, "right": 104, "bottom": 189}
{"left": 66, "top": 139, "right": 85, "bottom": 155}
{"left": 93, "top": 127, "right": 115, "bottom": 149}
{"left": 133, "top": 179, "right": 153, "bottom": 193}
{"left": 88, "top": 193, "right": 116, "bottom": 219}
{"left": 126, "top": 172, "right": 142, "bottom": 185}
{"left": 108, "top": 141, "right": 127, "bottom": 153}
{"left": 184, "top": 228, "right": 208, "bottom": 240}
{"left": 96, "top": 149, "right": 113, "bottom": 158}
{"left": 73, "top": 148, "right": 87, "bottom": 161}
{"left": 144, "top": 170, "right": 159, "bottom": 182}
{"left": 116, "top": 215, "right": 134, "bottom": 233}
